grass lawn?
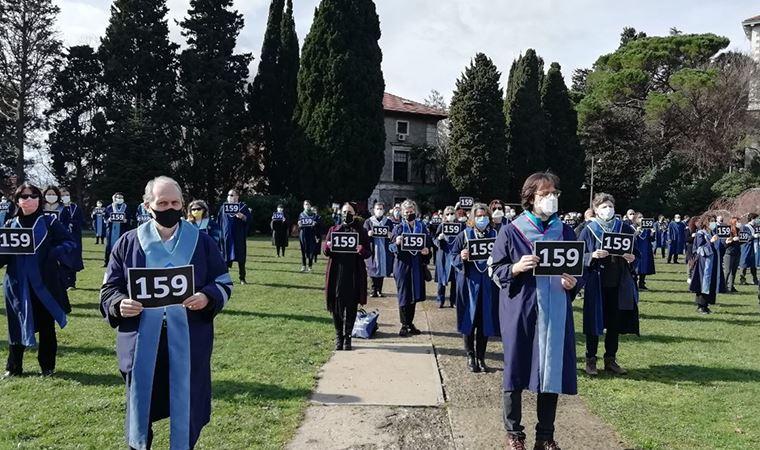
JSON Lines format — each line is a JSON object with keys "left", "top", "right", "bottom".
{"left": 575, "top": 254, "right": 760, "bottom": 449}
{"left": 0, "top": 236, "right": 333, "bottom": 449}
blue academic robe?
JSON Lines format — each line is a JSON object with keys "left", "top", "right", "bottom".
{"left": 580, "top": 219, "right": 640, "bottom": 336}
{"left": 668, "top": 221, "right": 686, "bottom": 254}
{"left": 739, "top": 224, "right": 760, "bottom": 269}
{"left": 364, "top": 216, "right": 393, "bottom": 278}
{"left": 105, "top": 203, "right": 132, "bottom": 261}
{"left": 100, "top": 221, "right": 233, "bottom": 450}
{"left": 451, "top": 226, "right": 500, "bottom": 337}
{"left": 217, "top": 202, "right": 251, "bottom": 264}
{"left": 635, "top": 228, "right": 656, "bottom": 275}
{"left": 2, "top": 214, "right": 76, "bottom": 346}
{"left": 60, "top": 203, "right": 85, "bottom": 272}
{"left": 298, "top": 212, "right": 320, "bottom": 256}
{"left": 389, "top": 220, "right": 432, "bottom": 306}
{"left": 433, "top": 223, "right": 457, "bottom": 291}
{"left": 135, "top": 204, "right": 152, "bottom": 226}
{"left": 689, "top": 230, "right": 723, "bottom": 302}
{"left": 655, "top": 222, "right": 669, "bottom": 249}
{"left": 0, "top": 200, "right": 15, "bottom": 224}
{"left": 92, "top": 207, "right": 106, "bottom": 237}
{"left": 186, "top": 217, "right": 222, "bottom": 245}
{"left": 490, "top": 212, "right": 581, "bottom": 395}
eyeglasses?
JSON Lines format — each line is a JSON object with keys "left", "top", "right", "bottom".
{"left": 19, "top": 194, "right": 39, "bottom": 200}
{"left": 536, "top": 190, "right": 561, "bottom": 198}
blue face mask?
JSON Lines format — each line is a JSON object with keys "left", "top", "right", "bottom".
{"left": 709, "top": 222, "right": 717, "bottom": 231}
{"left": 475, "top": 216, "right": 489, "bottom": 230}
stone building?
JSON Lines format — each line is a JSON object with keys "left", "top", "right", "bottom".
{"left": 743, "top": 14, "right": 760, "bottom": 167}
{"left": 367, "top": 93, "right": 447, "bottom": 208}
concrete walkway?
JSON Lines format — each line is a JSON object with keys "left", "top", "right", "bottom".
{"left": 288, "top": 279, "right": 626, "bottom": 450}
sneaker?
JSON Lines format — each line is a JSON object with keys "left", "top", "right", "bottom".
{"left": 300, "top": 266, "right": 306, "bottom": 272}
{"left": 585, "top": 357, "right": 598, "bottom": 376}
{"left": 307, "top": 267, "right": 312, "bottom": 273}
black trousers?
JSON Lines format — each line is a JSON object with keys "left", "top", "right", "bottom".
{"left": 741, "top": 266, "right": 758, "bottom": 284}
{"left": 6, "top": 299, "right": 57, "bottom": 373}
{"left": 667, "top": 251, "right": 679, "bottom": 263}
{"left": 300, "top": 248, "right": 314, "bottom": 267}
{"left": 659, "top": 246, "right": 665, "bottom": 258}
{"left": 371, "top": 277, "right": 384, "bottom": 294}
{"left": 638, "top": 274, "right": 647, "bottom": 287}
{"left": 227, "top": 260, "right": 246, "bottom": 281}
{"left": 724, "top": 253, "right": 740, "bottom": 291}
{"left": 399, "top": 302, "right": 417, "bottom": 327}
{"left": 503, "top": 390, "right": 559, "bottom": 441}
{"left": 276, "top": 246, "right": 286, "bottom": 256}
{"left": 331, "top": 298, "right": 358, "bottom": 338}
{"left": 585, "top": 287, "right": 619, "bottom": 359}
{"left": 463, "top": 302, "right": 487, "bottom": 359}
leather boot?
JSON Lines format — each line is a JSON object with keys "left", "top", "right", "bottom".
{"left": 506, "top": 435, "right": 526, "bottom": 450}
{"left": 334, "top": 333, "right": 344, "bottom": 351}
{"left": 585, "top": 357, "right": 598, "bottom": 376}
{"left": 604, "top": 356, "right": 627, "bottom": 375}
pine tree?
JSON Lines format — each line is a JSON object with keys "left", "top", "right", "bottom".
{"left": 295, "top": 0, "right": 385, "bottom": 202}
{"left": 179, "top": 0, "right": 251, "bottom": 206}
{"left": 46, "top": 45, "right": 106, "bottom": 203}
{"left": 447, "top": 53, "right": 508, "bottom": 200}
{"left": 97, "top": 0, "right": 181, "bottom": 201}
{"left": 541, "top": 62, "right": 585, "bottom": 211}
{"left": 504, "top": 49, "right": 547, "bottom": 196}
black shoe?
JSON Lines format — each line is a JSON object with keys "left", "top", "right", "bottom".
{"left": 343, "top": 337, "right": 352, "bottom": 351}
{"left": 240, "top": 279, "right": 247, "bottom": 285}
{"left": 731, "top": 287, "right": 739, "bottom": 293}
{"left": 409, "top": 324, "right": 422, "bottom": 335}
{"left": 467, "top": 354, "right": 481, "bottom": 373}
{"left": 370, "top": 291, "right": 379, "bottom": 298}
{"left": 477, "top": 358, "right": 488, "bottom": 372}
{"left": 377, "top": 292, "right": 384, "bottom": 298}
{"left": 638, "top": 284, "right": 647, "bottom": 291}
{"left": 438, "top": 302, "right": 444, "bottom": 309}
{"left": 399, "top": 326, "right": 409, "bottom": 337}
{"left": 41, "top": 369, "right": 54, "bottom": 377}
{"left": 697, "top": 306, "right": 710, "bottom": 315}
{"left": 2, "top": 370, "right": 21, "bottom": 379}
{"left": 335, "top": 335, "right": 344, "bottom": 351}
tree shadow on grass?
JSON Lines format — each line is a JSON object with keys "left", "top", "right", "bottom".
{"left": 253, "top": 282, "right": 323, "bottom": 291}
{"left": 648, "top": 298, "right": 746, "bottom": 308}
{"left": 212, "top": 379, "right": 311, "bottom": 402}
{"left": 55, "top": 370, "right": 124, "bottom": 387}
{"left": 639, "top": 313, "right": 760, "bottom": 326}
{"left": 619, "top": 333, "right": 727, "bottom": 344}
{"left": 625, "top": 364, "right": 760, "bottom": 385}
{"left": 220, "top": 309, "right": 331, "bottom": 325}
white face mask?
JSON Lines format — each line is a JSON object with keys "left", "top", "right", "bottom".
{"left": 457, "top": 216, "right": 467, "bottom": 223}
{"left": 374, "top": 209, "right": 384, "bottom": 218}
{"left": 674, "top": 217, "right": 681, "bottom": 223}
{"left": 277, "top": 208, "right": 283, "bottom": 213}
{"left": 96, "top": 203, "right": 103, "bottom": 208}
{"left": 445, "top": 213, "right": 456, "bottom": 221}
{"left": 61, "top": 195, "right": 71, "bottom": 204}
{"left": 537, "top": 196, "right": 559, "bottom": 216}
{"left": 114, "top": 198, "right": 124, "bottom": 205}
{"left": 492, "top": 209, "right": 505, "bottom": 219}
{"left": 597, "top": 205, "right": 615, "bottom": 221}
{"left": 45, "top": 194, "right": 58, "bottom": 204}
{"left": 227, "top": 196, "right": 236, "bottom": 203}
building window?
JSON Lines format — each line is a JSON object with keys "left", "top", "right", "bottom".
{"left": 393, "top": 150, "right": 409, "bottom": 183}
{"left": 396, "top": 120, "right": 409, "bottom": 135}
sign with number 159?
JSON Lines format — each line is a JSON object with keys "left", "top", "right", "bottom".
{"left": 533, "top": 241, "right": 585, "bottom": 277}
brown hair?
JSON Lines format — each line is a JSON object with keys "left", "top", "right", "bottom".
{"left": 488, "top": 199, "right": 504, "bottom": 211}
{"left": 687, "top": 216, "right": 700, "bottom": 234}
{"left": 730, "top": 216, "right": 740, "bottom": 237}
{"left": 698, "top": 214, "right": 715, "bottom": 231}
{"left": 520, "top": 172, "right": 560, "bottom": 210}
{"left": 591, "top": 192, "right": 615, "bottom": 209}
{"left": 467, "top": 203, "right": 492, "bottom": 228}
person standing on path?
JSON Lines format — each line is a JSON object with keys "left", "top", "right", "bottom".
{"left": 451, "top": 203, "right": 500, "bottom": 373}
{"left": 434, "top": 206, "right": 458, "bottom": 308}
{"left": 323, "top": 203, "right": 371, "bottom": 351}
{"left": 490, "top": 172, "right": 581, "bottom": 450}
{"left": 389, "top": 200, "right": 432, "bottom": 337}
{"left": 364, "top": 202, "right": 393, "bottom": 297}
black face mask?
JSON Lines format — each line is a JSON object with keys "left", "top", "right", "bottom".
{"left": 406, "top": 213, "right": 417, "bottom": 222}
{"left": 152, "top": 207, "right": 183, "bottom": 228}
{"left": 342, "top": 212, "right": 354, "bottom": 225}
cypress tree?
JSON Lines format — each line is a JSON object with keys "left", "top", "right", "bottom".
{"left": 505, "top": 49, "right": 547, "bottom": 196}
{"left": 98, "top": 0, "right": 181, "bottom": 201}
{"left": 541, "top": 62, "right": 585, "bottom": 211}
{"left": 447, "top": 53, "right": 509, "bottom": 199}
{"left": 179, "top": 0, "right": 251, "bottom": 205}
{"left": 276, "top": 0, "right": 300, "bottom": 192}
{"left": 295, "top": 0, "right": 385, "bottom": 202}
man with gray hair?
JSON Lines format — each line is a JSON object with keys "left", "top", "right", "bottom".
{"left": 100, "top": 176, "right": 233, "bottom": 449}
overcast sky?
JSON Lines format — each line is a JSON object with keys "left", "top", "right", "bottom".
{"left": 56, "top": 0, "right": 758, "bottom": 104}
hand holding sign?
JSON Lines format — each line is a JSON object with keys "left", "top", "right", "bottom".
{"left": 533, "top": 241, "right": 585, "bottom": 276}
{"left": 716, "top": 225, "right": 731, "bottom": 238}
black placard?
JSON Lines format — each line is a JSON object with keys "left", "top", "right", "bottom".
{"left": 467, "top": 237, "right": 496, "bottom": 262}
{"left": 43, "top": 210, "right": 60, "bottom": 220}
{"left": 372, "top": 225, "right": 390, "bottom": 239}
{"left": 533, "top": 241, "right": 585, "bottom": 276}
{"left": 127, "top": 265, "right": 195, "bottom": 308}
{"left": 222, "top": 203, "right": 241, "bottom": 215}
{"left": 716, "top": 225, "right": 731, "bottom": 238}
{"left": 271, "top": 212, "right": 284, "bottom": 221}
{"left": 298, "top": 216, "right": 315, "bottom": 227}
{"left": 400, "top": 233, "right": 426, "bottom": 252}
{"left": 442, "top": 222, "right": 464, "bottom": 236}
{"left": 109, "top": 212, "right": 127, "bottom": 223}
{"left": 738, "top": 231, "right": 751, "bottom": 243}
{"left": 459, "top": 196, "right": 474, "bottom": 209}
{"left": 330, "top": 231, "right": 359, "bottom": 253}
{"left": 136, "top": 214, "right": 152, "bottom": 224}
{"left": 640, "top": 218, "right": 654, "bottom": 229}
{"left": 601, "top": 232, "right": 634, "bottom": 256}
{"left": 429, "top": 217, "right": 442, "bottom": 225}
{"left": 0, "top": 228, "right": 35, "bottom": 255}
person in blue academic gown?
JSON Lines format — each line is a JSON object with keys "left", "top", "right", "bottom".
{"left": 580, "top": 193, "right": 639, "bottom": 377}
{"left": 364, "top": 202, "right": 393, "bottom": 297}
{"left": 58, "top": 188, "right": 85, "bottom": 289}
{"left": 655, "top": 215, "right": 669, "bottom": 258}
{"left": 271, "top": 204, "right": 289, "bottom": 257}
{"left": 490, "top": 200, "right": 507, "bottom": 232}
{"left": 92, "top": 201, "right": 107, "bottom": 244}
{"left": 42, "top": 186, "right": 65, "bottom": 221}
{"left": 323, "top": 203, "right": 371, "bottom": 351}
{"left": 3, "top": 183, "right": 76, "bottom": 378}
{"left": 298, "top": 200, "right": 319, "bottom": 272}
{"left": 0, "top": 194, "right": 16, "bottom": 224}
{"left": 217, "top": 189, "right": 251, "bottom": 285}
{"left": 433, "top": 206, "right": 458, "bottom": 308}
{"left": 105, "top": 192, "right": 132, "bottom": 267}
{"left": 186, "top": 200, "right": 221, "bottom": 245}
{"left": 667, "top": 214, "right": 686, "bottom": 264}
{"left": 489, "top": 173, "right": 581, "bottom": 450}
{"left": 135, "top": 203, "right": 152, "bottom": 227}
{"left": 389, "top": 200, "right": 432, "bottom": 337}
{"left": 689, "top": 214, "right": 723, "bottom": 314}
{"left": 739, "top": 213, "right": 760, "bottom": 286}
{"left": 451, "top": 204, "right": 500, "bottom": 373}
{"left": 633, "top": 213, "right": 656, "bottom": 290}
{"left": 100, "top": 176, "right": 233, "bottom": 450}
